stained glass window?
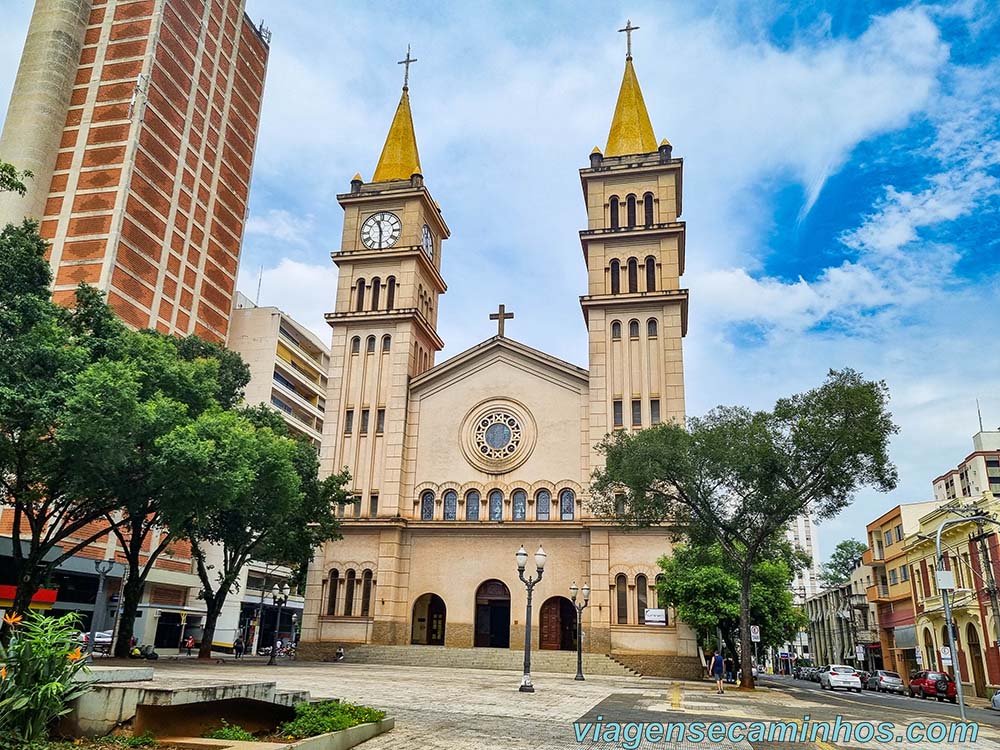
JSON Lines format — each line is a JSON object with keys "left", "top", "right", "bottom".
{"left": 512, "top": 490, "right": 526, "bottom": 521}
{"left": 466, "top": 490, "right": 480, "bottom": 520}
{"left": 536, "top": 490, "right": 550, "bottom": 520}
{"left": 420, "top": 490, "right": 434, "bottom": 521}
{"left": 489, "top": 490, "right": 503, "bottom": 521}
{"left": 560, "top": 489, "right": 575, "bottom": 520}
{"left": 443, "top": 490, "right": 458, "bottom": 521}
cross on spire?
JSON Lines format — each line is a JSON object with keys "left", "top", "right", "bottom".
{"left": 618, "top": 19, "right": 639, "bottom": 60}
{"left": 398, "top": 44, "right": 417, "bottom": 89}
{"left": 489, "top": 304, "right": 514, "bottom": 338}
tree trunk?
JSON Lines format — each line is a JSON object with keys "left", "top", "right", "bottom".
{"left": 739, "top": 564, "right": 755, "bottom": 689}
{"left": 114, "top": 564, "right": 146, "bottom": 657}
{"left": 199, "top": 596, "right": 225, "bottom": 660}
{"left": 11, "top": 557, "right": 44, "bottom": 618}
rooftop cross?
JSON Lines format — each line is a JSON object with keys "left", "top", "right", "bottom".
{"left": 398, "top": 44, "right": 417, "bottom": 89}
{"left": 489, "top": 304, "right": 514, "bottom": 338}
{"left": 618, "top": 19, "right": 639, "bottom": 60}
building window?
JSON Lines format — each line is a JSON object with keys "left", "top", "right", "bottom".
{"left": 626, "top": 194, "right": 636, "bottom": 228}
{"left": 366, "top": 335, "right": 376, "bottom": 354}
{"left": 613, "top": 400, "right": 623, "bottom": 427}
{"left": 901, "top": 564, "right": 909, "bottom": 582}
{"left": 355, "top": 280, "right": 366, "bottom": 311}
{"left": 627, "top": 258, "right": 638, "bottom": 293}
{"left": 369, "top": 494, "right": 378, "bottom": 517}
{"left": 512, "top": 490, "right": 526, "bottom": 521}
{"left": 535, "top": 489, "right": 550, "bottom": 520}
{"left": 559, "top": 489, "right": 575, "bottom": 520}
{"left": 636, "top": 574, "right": 648, "bottom": 624}
{"left": 895, "top": 524, "right": 903, "bottom": 542}
{"left": 647, "top": 318, "right": 657, "bottom": 337}
{"left": 643, "top": 193, "right": 654, "bottom": 227}
{"left": 420, "top": 490, "right": 434, "bottom": 521}
{"left": 344, "top": 570, "right": 356, "bottom": 616}
{"left": 615, "top": 573, "right": 628, "bottom": 624}
{"left": 610, "top": 259, "right": 620, "bottom": 294}
{"left": 609, "top": 196, "right": 620, "bottom": 229}
{"left": 466, "top": 490, "right": 480, "bottom": 520}
{"left": 387, "top": 277, "right": 396, "bottom": 310}
{"left": 327, "top": 569, "right": 340, "bottom": 615}
{"left": 650, "top": 399, "right": 661, "bottom": 425}
{"left": 884, "top": 531, "right": 892, "bottom": 547}
{"left": 376, "top": 408, "right": 385, "bottom": 434}
{"left": 631, "top": 399, "right": 641, "bottom": 426}
{"left": 351, "top": 337, "right": 360, "bottom": 354}
{"left": 344, "top": 409, "right": 354, "bottom": 434}
{"left": 611, "top": 321, "right": 621, "bottom": 340}
{"left": 360, "top": 409, "right": 369, "bottom": 434}
{"left": 371, "top": 277, "right": 381, "bottom": 309}
{"left": 443, "top": 490, "right": 458, "bottom": 520}
{"left": 629, "top": 319, "right": 639, "bottom": 338}
{"left": 382, "top": 335, "right": 391, "bottom": 352}
{"left": 361, "top": 570, "right": 374, "bottom": 617}
{"left": 489, "top": 490, "right": 503, "bottom": 521}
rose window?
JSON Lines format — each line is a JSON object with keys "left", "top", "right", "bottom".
{"left": 474, "top": 412, "right": 522, "bottom": 460}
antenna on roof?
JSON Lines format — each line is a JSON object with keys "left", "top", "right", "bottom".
{"left": 255, "top": 265, "right": 263, "bottom": 306}
{"left": 977, "top": 398, "right": 984, "bottom": 432}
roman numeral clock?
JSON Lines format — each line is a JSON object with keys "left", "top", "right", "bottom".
{"left": 361, "top": 211, "right": 402, "bottom": 249}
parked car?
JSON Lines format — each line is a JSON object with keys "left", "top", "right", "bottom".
{"left": 866, "top": 669, "right": 905, "bottom": 694}
{"left": 807, "top": 667, "right": 821, "bottom": 682}
{"left": 76, "top": 629, "right": 113, "bottom": 653}
{"left": 909, "top": 670, "right": 957, "bottom": 703}
{"left": 818, "top": 664, "right": 862, "bottom": 692}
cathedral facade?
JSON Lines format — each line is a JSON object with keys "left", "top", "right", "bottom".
{"left": 299, "top": 42, "right": 698, "bottom": 674}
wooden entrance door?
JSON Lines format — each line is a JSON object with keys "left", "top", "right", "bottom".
{"left": 540, "top": 598, "right": 561, "bottom": 650}
{"left": 967, "top": 624, "right": 987, "bottom": 697}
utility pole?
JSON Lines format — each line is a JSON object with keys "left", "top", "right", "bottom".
{"left": 971, "top": 517, "right": 1000, "bottom": 645}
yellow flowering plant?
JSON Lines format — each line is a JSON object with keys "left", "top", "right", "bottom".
{"left": 0, "top": 611, "right": 92, "bottom": 743}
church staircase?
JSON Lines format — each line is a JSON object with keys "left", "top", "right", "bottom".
{"left": 337, "top": 645, "right": 640, "bottom": 677}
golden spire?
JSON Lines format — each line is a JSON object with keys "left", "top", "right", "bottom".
{"left": 605, "top": 21, "right": 656, "bottom": 157}
{"left": 372, "top": 46, "right": 422, "bottom": 182}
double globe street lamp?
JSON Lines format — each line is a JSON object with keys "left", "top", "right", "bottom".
{"left": 515, "top": 544, "right": 547, "bottom": 693}
{"left": 267, "top": 583, "right": 291, "bottom": 666}
{"left": 569, "top": 581, "right": 590, "bottom": 681}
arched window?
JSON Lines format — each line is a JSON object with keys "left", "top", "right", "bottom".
{"left": 643, "top": 192, "right": 654, "bottom": 227}
{"left": 382, "top": 334, "right": 391, "bottom": 352}
{"left": 355, "top": 279, "right": 366, "bottom": 311}
{"left": 386, "top": 277, "right": 396, "bottom": 310}
{"left": 609, "top": 196, "right": 620, "bottom": 229}
{"left": 512, "top": 490, "right": 526, "bottom": 521}
{"left": 420, "top": 490, "right": 434, "bottom": 520}
{"left": 489, "top": 490, "right": 503, "bottom": 521}
{"left": 350, "top": 336, "right": 360, "bottom": 354}
{"left": 559, "top": 489, "right": 575, "bottom": 520}
{"left": 371, "top": 277, "right": 381, "bottom": 309}
{"left": 645, "top": 256, "right": 656, "bottom": 291}
{"left": 626, "top": 194, "right": 637, "bottom": 228}
{"left": 611, "top": 321, "right": 622, "bottom": 340}
{"left": 610, "top": 259, "right": 621, "bottom": 295}
{"left": 647, "top": 318, "right": 658, "bottom": 338}
{"left": 627, "top": 258, "right": 638, "bottom": 293}
{"left": 535, "top": 489, "right": 550, "bottom": 520}
{"left": 629, "top": 319, "right": 639, "bottom": 339}
{"left": 443, "top": 490, "right": 458, "bottom": 521}
{"left": 361, "top": 570, "right": 374, "bottom": 617}
{"left": 327, "top": 569, "right": 340, "bottom": 615}
{"left": 366, "top": 335, "right": 376, "bottom": 354}
{"left": 615, "top": 573, "right": 628, "bottom": 624}
{"left": 344, "top": 569, "right": 357, "bottom": 616}
{"left": 636, "top": 574, "right": 648, "bottom": 624}
{"left": 465, "top": 490, "right": 480, "bottom": 520}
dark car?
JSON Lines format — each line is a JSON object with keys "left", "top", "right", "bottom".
{"left": 909, "top": 670, "right": 957, "bottom": 703}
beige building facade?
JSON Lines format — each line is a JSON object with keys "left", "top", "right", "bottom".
{"left": 299, "top": 44, "right": 700, "bottom": 675}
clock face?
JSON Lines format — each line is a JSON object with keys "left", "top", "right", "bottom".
{"left": 361, "top": 211, "right": 401, "bottom": 249}
{"left": 422, "top": 224, "right": 434, "bottom": 258}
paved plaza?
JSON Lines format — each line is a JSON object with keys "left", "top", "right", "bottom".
{"left": 151, "top": 661, "right": 1000, "bottom": 750}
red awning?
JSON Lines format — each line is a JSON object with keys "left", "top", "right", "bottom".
{"left": 0, "top": 585, "right": 58, "bottom": 610}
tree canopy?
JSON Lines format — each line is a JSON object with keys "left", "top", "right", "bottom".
{"left": 820, "top": 538, "right": 869, "bottom": 587}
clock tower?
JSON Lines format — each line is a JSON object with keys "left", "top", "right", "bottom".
{"left": 318, "top": 53, "right": 450, "bottom": 527}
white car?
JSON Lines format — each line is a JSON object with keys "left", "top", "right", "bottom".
{"left": 818, "top": 664, "right": 862, "bottom": 692}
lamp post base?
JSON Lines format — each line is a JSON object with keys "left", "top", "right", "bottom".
{"left": 575, "top": 674, "right": 585, "bottom": 681}
{"left": 518, "top": 683, "right": 535, "bottom": 693}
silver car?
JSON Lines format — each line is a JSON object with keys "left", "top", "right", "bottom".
{"left": 866, "top": 669, "right": 905, "bottom": 694}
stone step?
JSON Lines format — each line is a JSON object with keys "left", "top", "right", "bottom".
{"left": 273, "top": 689, "right": 310, "bottom": 706}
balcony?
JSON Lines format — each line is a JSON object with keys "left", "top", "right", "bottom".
{"left": 866, "top": 584, "right": 890, "bottom": 603}
{"left": 856, "top": 628, "right": 880, "bottom": 644}
{"left": 862, "top": 547, "right": 886, "bottom": 566}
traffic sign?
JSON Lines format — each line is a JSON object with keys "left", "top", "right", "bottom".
{"left": 750, "top": 625, "right": 761, "bottom": 643}
{"left": 940, "top": 646, "right": 953, "bottom": 666}
{"left": 855, "top": 645, "right": 865, "bottom": 662}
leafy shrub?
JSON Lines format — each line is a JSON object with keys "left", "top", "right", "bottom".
{"left": 202, "top": 720, "right": 256, "bottom": 742}
{"left": 0, "top": 611, "right": 91, "bottom": 744}
{"left": 102, "top": 732, "right": 157, "bottom": 748}
{"left": 278, "top": 700, "right": 385, "bottom": 739}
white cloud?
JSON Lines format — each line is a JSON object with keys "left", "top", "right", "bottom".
{"left": 236, "top": 259, "right": 337, "bottom": 343}
{"left": 246, "top": 208, "right": 315, "bottom": 245}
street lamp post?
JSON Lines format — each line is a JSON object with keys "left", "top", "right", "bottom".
{"left": 267, "top": 583, "right": 291, "bottom": 666}
{"left": 569, "top": 581, "right": 590, "bottom": 681}
{"left": 290, "top": 612, "right": 298, "bottom": 659}
{"left": 86, "top": 560, "right": 114, "bottom": 662}
{"left": 515, "top": 544, "right": 547, "bottom": 693}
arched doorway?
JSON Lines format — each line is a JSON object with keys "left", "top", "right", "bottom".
{"left": 474, "top": 579, "right": 511, "bottom": 648}
{"left": 923, "top": 627, "right": 937, "bottom": 671}
{"left": 411, "top": 594, "right": 446, "bottom": 646}
{"left": 966, "top": 624, "right": 987, "bottom": 697}
{"left": 540, "top": 596, "right": 577, "bottom": 651}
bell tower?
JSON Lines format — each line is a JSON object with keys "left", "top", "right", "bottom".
{"left": 319, "top": 48, "right": 450, "bottom": 521}
{"left": 580, "top": 23, "right": 687, "bottom": 458}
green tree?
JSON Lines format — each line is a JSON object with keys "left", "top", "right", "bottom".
{"left": 0, "top": 160, "right": 31, "bottom": 196}
{"left": 160, "top": 408, "right": 347, "bottom": 658}
{"left": 592, "top": 369, "right": 897, "bottom": 687}
{"left": 820, "top": 538, "right": 869, "bottom": 587}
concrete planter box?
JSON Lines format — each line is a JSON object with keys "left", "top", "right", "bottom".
{"left": 169, "top": 718, "right": 395, "bottom": 750}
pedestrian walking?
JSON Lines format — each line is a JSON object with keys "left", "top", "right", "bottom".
{"left": 184, "top": 635, "right": 195, "bottom": 656}
{"left": 233, "top": 636, "right": 244, "bottom": 659}
{"left": 710, "top": 650, "right": 725, "bottom": 694}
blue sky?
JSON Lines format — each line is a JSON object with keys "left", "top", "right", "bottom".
{"left": 2, "top": 1, "right": 999, "bottom": 564}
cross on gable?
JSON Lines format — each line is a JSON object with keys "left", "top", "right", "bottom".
{"left": 618, "top": 19, "right": 640, "bottom": 60}
{"left": 489, "top": 304, "right": 514, "bottom": 338}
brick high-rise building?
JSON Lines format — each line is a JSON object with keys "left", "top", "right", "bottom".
{"left": 0, "top": 0, "right": 270, "bottom": 343}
